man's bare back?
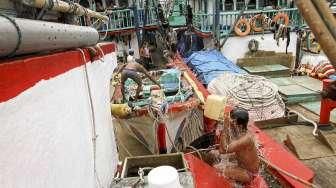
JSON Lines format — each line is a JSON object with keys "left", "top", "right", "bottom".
{"left": 215, "top": 108, "right": 260, "bottom": 183}
{"left": 218, "top": 132, "right": 260, "bottom": 183}
{"left": 118, "top": 62, "right": 160, "bottom": 101}
{"left": 228, "top": 132, "right": 259, "bottom": 173}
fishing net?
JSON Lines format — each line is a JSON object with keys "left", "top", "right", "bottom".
{"left": 208, "top": 72, "right": 285, "bottom": 121}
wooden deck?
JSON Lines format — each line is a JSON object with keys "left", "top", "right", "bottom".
{"left": 262, "top": 105, "right": 336, "bottom": 188}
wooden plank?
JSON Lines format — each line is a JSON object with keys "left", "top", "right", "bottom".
{"left": 270, "top": 76, "right": 322, "bottom": 92}
{"left": 291, "top": 76, "right": 323, "bottom": 92}
{"left": 278, "top": 85, "right": 319, "bottom": 97}
{"left": 255, "top": 113, "right": 298, "bottom": 129}
{"left": 237, "top": 54, "right": 294, "bottom": 67}
{"left": 284, "top": 135, "right": 335, "bottom": 160}
{"left": 242, "top": 64, "right": 290, "bottom": 77}
{"left": 270, "top": 77, "right": 296, "bottom": 86}
{"left": 269, "top": 77, "right": 321, "bottom": 103}
{"left": 317, "top": 129, "right": 336, "bottom": 152}
{"left": 263, "top": 107, "right": 336, "bottom": 188}
{"left": 303, "top": 156, "right": 336, "bottom": 188}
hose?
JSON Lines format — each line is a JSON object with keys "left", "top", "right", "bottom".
{"left": 288, "top": 110, "right": 318, "bottom": 136}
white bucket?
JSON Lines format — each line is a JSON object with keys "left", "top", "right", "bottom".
{"left": 147, "top": 166, "right": 181, "bottom": 188}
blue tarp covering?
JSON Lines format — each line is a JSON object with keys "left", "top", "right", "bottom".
{"left": 185, "top": 50, "right": 245, "bottom": 85}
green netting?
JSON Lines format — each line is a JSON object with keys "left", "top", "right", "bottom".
{"left": 167, "top": 0, "right": 186, "bottom": 27}
{"left": 169, "top": 16, "right": 186, "bottom": 27}
{"left": 124, "top": 69, "right": 192, "bottom": 107}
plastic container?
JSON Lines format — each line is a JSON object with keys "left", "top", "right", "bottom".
{"left": 204, "top": 95, "right": 227, "bottom": 121}
{"left": 148, "top": 166, "right": 181, "bottom": 188}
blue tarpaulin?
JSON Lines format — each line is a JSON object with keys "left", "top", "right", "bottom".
{"left": 185, "top": 50, "right": 245, "bottom": 85}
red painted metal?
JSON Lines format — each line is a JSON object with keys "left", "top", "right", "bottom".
{"left": 184, "top": 153, "right": 233, "bottom": 188}
{"left": 157, "top": 122, "right": 167, "bottom": 154}
{"left": 319, "top": 79, "right": 336, "bottom": 125}
{"left": 184, "top": 153, "right": 268, "bottom": 188}
{"left": 251, "top": 125, "right": 314, "bottom": 187}
{"left": 171, "top": 55, "right": 315, "bottom": 188}
{"left": 0, "top": 43, "right": 115, "bottom": 103}
{"left": 193, "top": 29, "right": 213, "bottom": 38}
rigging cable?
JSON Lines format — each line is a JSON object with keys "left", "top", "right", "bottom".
{"left": 78, "top": 48, "right": 103, "bottom": 188}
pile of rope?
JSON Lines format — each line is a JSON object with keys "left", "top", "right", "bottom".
{"left": 208, "top": 72, "right": 285, "bottom": 121}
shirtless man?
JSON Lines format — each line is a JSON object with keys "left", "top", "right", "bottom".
{"left": 140, "top": 42, "right": 151, "bottom": 69}
{"left": 116, "top": 56, "right": 160, "bottom": 101}
{"left": 218, "top": 108, "right": 260, "bottom": 183}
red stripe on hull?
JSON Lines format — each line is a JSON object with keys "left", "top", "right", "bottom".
{"left": 0, "top": 43, "right": 116, "bottom": 103}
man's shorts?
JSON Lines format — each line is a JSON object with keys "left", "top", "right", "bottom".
{"left": 121, "top": 69, "right": 142, "bottom": 86}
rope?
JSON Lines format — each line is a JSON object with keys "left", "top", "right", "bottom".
{"left": 78, "top": 48, "right": 102, "bottom": 188}
{"left": 208, "top": 73, "right": 286, "bottom": 121}
{"left": 288, "top": 110, "right": 318, "bottom": 136}
{"left": 186, "top": 145, "right": 203, "bottom": 160}
{"left": 36, "top": 0, "right": 55, "bottom": 20}
{"left": 68, "top": 1, "right": 79, "bottom": 14}
{"left": 0, "top": 13, "right": 22, "bottom": 58}
{"left": 185, "top": 144, "right": 219, "bottom": 155}
{"left": 259, "top": 156, "right": 319, "bottom": 188}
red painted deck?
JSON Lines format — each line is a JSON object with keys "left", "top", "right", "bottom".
{"left": 172, "top": 55, "right": 315, "bottom": 188}
{"left": 185, "top": 154, "right": 268, "bottom": 188}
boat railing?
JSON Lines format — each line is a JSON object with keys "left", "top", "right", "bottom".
{"left": 193, "top": 8, "right": 304, "bottom": 36}
{"left": 98, "top": 7, "right": 158, "bottom": 32}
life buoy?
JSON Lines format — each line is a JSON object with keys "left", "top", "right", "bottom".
{"left": 234, "top": 18, "right": 251, "bottom": 37}
{"left": 273, "top": 12, "right": 290, "bottom": 25}
{"left": 251, "top": 14, "right": 265, "bottom": 32}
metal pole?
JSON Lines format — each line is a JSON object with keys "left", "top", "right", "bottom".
{"left": 214, "top": 0, "right": 220, "bottom": 42}
{"left": 132, "top": 0, "right": 141, "bottom": 48}
{"left": 0, "top": 16, "right": 99, "bottom": 58}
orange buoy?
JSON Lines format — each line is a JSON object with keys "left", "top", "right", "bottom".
{"left": 273, "top": 12, "right": 290, "bottom": 25}
{"left": 251, "top": 14, "right": 265, "bottom": 32}
{"left": 234, "top": 18, "right": 251, "bottom": 37}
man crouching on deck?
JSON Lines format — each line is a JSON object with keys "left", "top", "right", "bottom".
{"left": 116, "top": 51, "right": 161, "bottom": 101}
{"left": 218, "top": 108, "right": 260, "bottom": 183}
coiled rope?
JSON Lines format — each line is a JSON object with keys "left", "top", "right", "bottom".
{"left": 208, "top": 73, "right": 285, "bottom": 121}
